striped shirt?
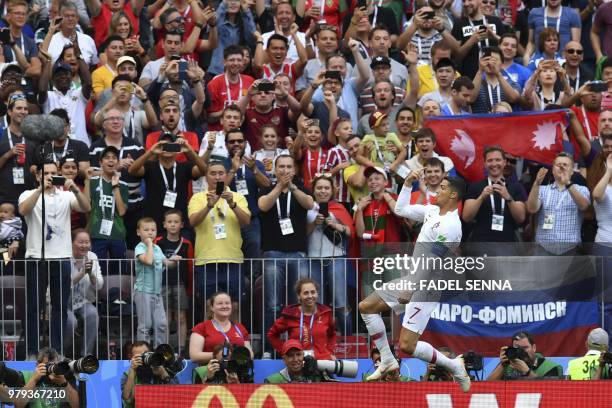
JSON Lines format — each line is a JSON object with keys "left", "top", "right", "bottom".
{"left": 536, "top": 183, "right": 590, "bottom": 254}
{"left": 89, "top": 136, "right": 144, "bottom": 208}
{"left": 324, "top": 145, "right": 352, "bottom": 204}
{"left": 410, "top": 31, "right": 443, "bottom": 66}
{"left": 471, "top": 77, "right": 520, "bottom": 114}
{"left": 360, "top": 85, "right": 406, "bottom": 115}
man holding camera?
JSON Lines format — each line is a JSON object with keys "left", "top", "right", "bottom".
{"left": 487, "top": 331, "right": 563, "bottom": 380}
{"left": 121, "top": 341, "right": 177, "bottom": 408}
{"left": 264, "top": 340, "right": 321, "bottom": 384}
{"left": 193, "top": 343, "right": 253, "bottom": 384}
{"left": 568, "top": 327, "right": 610, "bottom": 380}
{"left": 17, "top": 347, "right": 80, "bottom": 408}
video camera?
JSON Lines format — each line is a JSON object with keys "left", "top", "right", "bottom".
{"left": 505, "top": 346, "right": 529, "bottom": 362}
{"left": 303, "top": 356, "right": 358, "bottom": 381}
{"left": 214, "top": 344, "right": 254, "bottom": 383}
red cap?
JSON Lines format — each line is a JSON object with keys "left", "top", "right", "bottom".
{"left": 281, "top": 339, "right": 304, "bottom": 355}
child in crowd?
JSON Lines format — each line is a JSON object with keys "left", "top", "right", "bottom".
{"left": 154, "top": 210, "right": 194, "bottom": 354}
{"left": 253, "top": 125, "right": 289, "bottom": 183}
{"left": 134, "top": 217, "right": 181, "bottom": 347}
{"left": 325, "top": 118, "right": 353, "bottom": 208}
{"left": 0, "top": 202, "right": 23, "bottom": 259}
{"left": 361, "top": 111, "right": 405, "bottom": 170}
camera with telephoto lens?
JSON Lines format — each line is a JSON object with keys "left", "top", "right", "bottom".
{"left": 68, "top": 355, "right": 99, "bottom": 374}
{"left": 303, "top": 356, "right": 359, "bottom": 381}
{"left": 602, "top": 351, "right": 612, "bottom": 364}
{"left": 463, "top": 351, "right": 483, "bottom": 371}
{"left": 0, "top": 362, "right": 25, "bottom": 387}
{"left": 505, "top": 346, "right": 528, "bottom": 362}
{"left": 45, "top": 361, "right": 70, "bottom": 376}
{"left": 137, "top": 344, "right": 181, "bottom": 383}
{"left": 215, "top": 344, "right": 254, "bottom": 383}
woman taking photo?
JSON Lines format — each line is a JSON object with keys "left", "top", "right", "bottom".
{"left": 189, "top": 292, "right": 253, "bottom": 365}
{"left": 306, "top": 174, "right": 355, "bottom": 335}
{"left": 267, "top": 278, "right": 337, "bottom": 360}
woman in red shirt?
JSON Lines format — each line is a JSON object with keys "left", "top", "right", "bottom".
{"left": 189, "top": 292, "right": 252, "bottom": 365}
{"left": 267, "top": 278, "right": 337, "bottom": 360}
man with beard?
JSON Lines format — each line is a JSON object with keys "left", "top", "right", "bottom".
{"left": 206, "top": 45, "right": 255, "bottom": 131}
{"left": 139, "top": 31, "right": 185, "bottom": 88}
{"left": 199, "top": 105, "right": 251, "bottom": 165}
{"left": 463, "top": 147, "right": 527, "bottom": 255}
{"left": 562, "top": 41, "right": 593, "bottom": 97}
{"left": 451, "top": 0, "right": 507, "bottom": 79}
{"left": 361, "top": 55, "right": 407, "bottom": 115}
{"left": 499, "top": 33, "right": 532, "bottom": 91}
{"left": 253, "top": 29, "right": 308, "bottom": 92}
{"left": 261, "top": 2, "right": 312, "bottom": 64}
{"left": 394, "top": 107, "right": 417, "bottom": 160}
{"left": 145, "top": 100, "right": 200, "bottom": 159}
{"left": 418, "top": 58, "right": 457, "bottom": 108}
{"left": 39, "top": 57, "right": 92, "bottom": 146}
{"left": 238, "top": 79, "right": 301, "bottom": 151}
{"left": 440, "top": 76, "right": 474, "bottom": 116}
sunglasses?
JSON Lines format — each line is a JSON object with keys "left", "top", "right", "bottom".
{"left": 167, "top": 16, "right": 185, "bottom": 24}
{"left": 481, "top": 0, "right": 495, "bottom": 4}
{"left": 313, "top": 172, "right": 333, "bottom": 179}
{"left": 566, "top": 49, "right": 583, "bottom": 55}
{"left": 227, "top": 139, "right": 245, "bottom": 144}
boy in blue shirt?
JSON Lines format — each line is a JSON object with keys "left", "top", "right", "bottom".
{"left": 134, "top": 217, "right": 181, "bottom": 347}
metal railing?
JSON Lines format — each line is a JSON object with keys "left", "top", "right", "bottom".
{"left": 0, "top": 252, "right": 609, "bottom": 361}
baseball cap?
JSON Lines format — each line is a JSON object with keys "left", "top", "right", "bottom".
{"left": 370, "top": 56, "right": 391, "bottom": 69}
{"left": 368, "top": 111, "right": 388, "bottom": 129}
{"left": 100, "top": 145, "right": 120, "bottom": 159}
{"left": 53, "top": 62, "right": 72, "bottom": 74}
{"left": 587, "top": 328, "right": 609, "bottom": 347}
{"left": 364, "top": 166, "right": 388, "bottom": 180}
{"left": 117, "top": 56, "right": 137, "bottom": 67}
{"left": 281, "top": 339, "right": 304, "bottom": 355}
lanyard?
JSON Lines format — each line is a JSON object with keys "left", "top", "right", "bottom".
{"left": 181, "top": 4, "right": 191, "bottom": 19}
{"left": 10, "top": 34, "right": 26, "bottom": 62}
{"left": 581, "top": 105, "right": 593, "bottom": 140}
{"left": 237, "top": 164, "right": 246, "bottom": 180}
{"left": 487, "top": 83, "right": 500, "bottom": 109}
{"left": 372, "top": 137, "right": 387, "bottom": 164}
{"left": 488, "top": 178, "right": 505, "bottom": 215}
{"left": 371, "top": 198, "right": 382, "bottom": 233}
{"left": 224, "top": 74, "right": 242, "bottom": 105}
{"left": 416, "top": 36, "right": 422, "bottom": 60}
{"left": 544, "top": 7, "right": 562, "bottom": 33}
{"left": 469, "top": 16, "right": 489, "bottom": 48}
{"left": 573, "top": 69, "right": 580, "bottom": 94}
{"left": 52, "top": 141, "right": 69, "bottom": 162}
{"left": 276, "top": 190, "right": 292, "bottom": 219}
{"left": 212, "top": 319, "right": 244, "bottom": 343}
{"left": 210, "top": 200, "right": 227, "bottom": 223}
{"left": 372, "top": 5, "right": 379, "bottom": 27}
{"left": 123, "top": 110, "right": 135, "bottom": 140}
{"left": 307, "top": 148, "right": 323, "bottom": 180}
{"left": 105, "top": 64, "right": 116, "bottom": 76}
{"left": 299, "top": 309, "right": 316, "bottom": 346}
{"left": 171, "top": 237, "right": 184, "bottom": 256}
{"left": 99, "top": 176, "right": 116, "bottom": 220}
{"left": 160, "top": 162, "right": 177, "bottom": 192}
{"left": 545, "top": 184, "right": 568, "bottom": 211}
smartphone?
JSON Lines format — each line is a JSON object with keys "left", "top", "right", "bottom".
{"left": 258, "top": 81, "right": 275, "bottom": 92}
{"left": 170, "top": 55, "right": 182, "bottom": 61}
{"left": 178, "top": 61, "right": 188, "bottom": 82}
{"left": 51, "top": 176, "right": 66, "bottom": 186}
{"left": 0, "top": 29, "right": 11, "bottom": 44}
{"left": 588, "top": 81, "right": 608, "bottom": 93}
{"left": 319, "top": 202, "right": 329, "bottom": 218}
{"left": 423, "top": 11, "right": 435, "bottom": 19}
{"left": 215, "top": 181, "right": 224, "bottom": 196}
{"left": 54, "top": 17, "right": 63, "bottom": 25}
{"left": 162, "top": 143, "right": 181, "bottom": 152}
{"left": 482, "top": 47, "right": 493, "bottom": 58}
{"left": 479, "top": 25, "right": 488, "bottom": 32}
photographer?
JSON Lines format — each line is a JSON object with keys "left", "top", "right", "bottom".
{"left": 16, "top": 347, "right": 79, "bottom": 408}
{"left": 568, "top": 328, "right": 610, "bottom": 380}
{"left": 422, "top": 347, "right": 456, "bottom": 382}
{"left": 264, "top": 340, "right": 321, "bottom": 384}
{"left": 487, "top": 331, "right": 563, "bottom": 380}
{"left": 193, "top": 343, "right": 253, "bottom": 384}
{"left": 121, "top": 341, "right": 177, "bottom": 408}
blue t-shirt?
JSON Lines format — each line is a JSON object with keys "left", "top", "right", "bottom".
{"left": 503, "top": 63, "right": 532, "bottom": 90}
{"left": 528, "top": 7, "right": 581, "bottom": 52}
{"left": 0, "top": 33, "right": 38, "bottom": 63}
{"left": 134, "top": 242, "right": 166, "bottom": 294}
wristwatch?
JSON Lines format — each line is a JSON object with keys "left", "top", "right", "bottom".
{"left": 112, "top": 184, "right": 120, "bottom": 189}
{"left": 230, "top": 202, "right": 237, "bottom": 209}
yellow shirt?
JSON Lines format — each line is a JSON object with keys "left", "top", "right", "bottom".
{"left": 188, "top": 190, "right": 251, "bottom": 265}
{"left": 92, "top": 65, "right": 116, "bottom": 95}
{"left": 411, "top": 65, "right": 461, "bottom": 98}
{"left": 361, "top": 133, "right": 402, "bottom": 166}
{"left": 343, "top": 164, "right": 369, "bottom": 204}
{"left": 567, "top": 350, "right": 601, "bottom": 380}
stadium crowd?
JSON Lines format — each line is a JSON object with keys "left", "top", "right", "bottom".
{"left": 0, "top": 0, "right": 611, "bottom": 403}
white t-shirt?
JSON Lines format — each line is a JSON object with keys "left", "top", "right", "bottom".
{"left": 71, "top": 251, "right": 104, "bottom": 309}
{"left": 43, "top": 88, "right": 89, "bottom": 146}
{"left": 48, "top": 31, "right": 99, "bottom": 66}
{"left": 306, "top": 208, "right": 346, "bottom": 257}
{"left": 19, "top": 188, "right": 77, "bottom": 259}
{"left": 594, "top": 185, "right": 612, "bottom": 245}
{"left": 140, "top": 57, "right": 166, "bottom": 83}
{"left": 261, "top": 31, "right": 312, "bottom": 64}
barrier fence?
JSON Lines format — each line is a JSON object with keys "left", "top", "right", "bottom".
{"left": 0, "top": 252, "right": 610, "bottom": 361}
